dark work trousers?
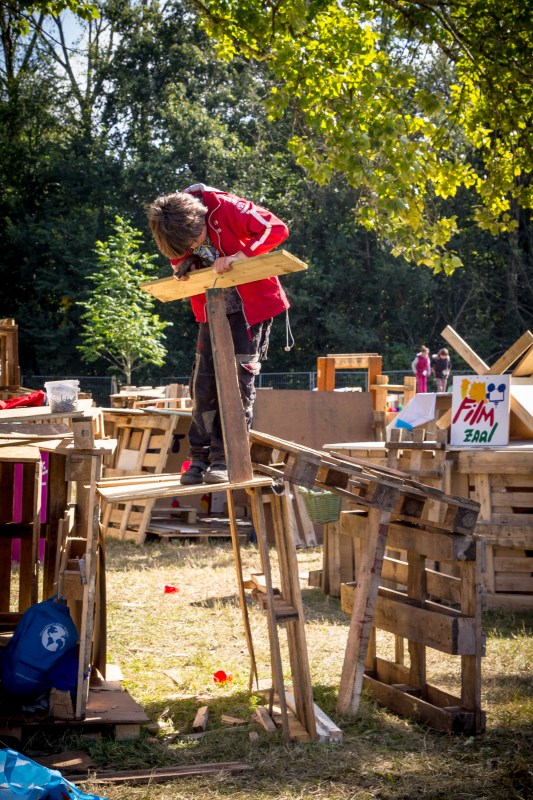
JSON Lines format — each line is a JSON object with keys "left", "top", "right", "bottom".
{"left": 188, "top": 311, "right": 272, "bottom": 463}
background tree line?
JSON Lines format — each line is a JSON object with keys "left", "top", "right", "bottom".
{"left": 0, "top": 0, "right": 531, "bottom": 381}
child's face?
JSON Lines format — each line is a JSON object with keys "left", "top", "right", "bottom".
{"left": 187, "top": 224, "right": 207, "bottom": 251}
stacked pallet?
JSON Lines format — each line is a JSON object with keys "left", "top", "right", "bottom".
{"left": 249, "top": 430, "right": 484, "bottom": 733}
{"left": 453, "top": 447, "right": 533, "bottom": 610}
{"left": 326, "top": 436, "right": 533, "bottom": 610}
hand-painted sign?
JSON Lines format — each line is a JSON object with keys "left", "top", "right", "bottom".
{"left": 450, "top": 375, "right": 510, "bottom": 446}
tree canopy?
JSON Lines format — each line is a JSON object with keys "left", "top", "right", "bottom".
{"left": 193, "top": 0, "right": 532, "bottom": 273}
{"left": 0, "top": 0, "right": 531, "bottom": 378}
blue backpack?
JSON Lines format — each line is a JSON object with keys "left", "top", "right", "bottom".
{"left": 1, "top": 596, "right": 78, "bottom": 699}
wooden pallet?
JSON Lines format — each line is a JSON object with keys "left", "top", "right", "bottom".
{"left": 146, "top": 514, "right": 252, "bottom": 543}
{"left": 0, "top": 445, "right": 42, "bottom": 630}
{"left": 326, "top": 438, "right": 533, "bottom": 610}
{"left": 0, "top": 318, "right": 21, "bottom": 390}
{"left": 0, "top": 668, "right": 149, "bottom": 744}
{"left": 101, "top": 409, "right": 179, "bottom": 544}
{"left": 249, "top": 430, "right": 483, "bottom": 729}
{"left": 340, "top": 502, "right": 485, "bottom": 733}
{"left": 453, "top": 447, "right": 533, "bottom": 610}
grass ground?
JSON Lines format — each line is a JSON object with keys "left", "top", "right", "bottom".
{"left": 33, "top": 538, "right": 533, "bottom": 799}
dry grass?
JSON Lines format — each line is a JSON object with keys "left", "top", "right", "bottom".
{"left": 35, "top": 538, "right": 533, "bottom": 799}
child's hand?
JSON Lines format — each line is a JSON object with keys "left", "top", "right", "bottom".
{"left": 212, "top": 252, "right": 246, "bottom": 275}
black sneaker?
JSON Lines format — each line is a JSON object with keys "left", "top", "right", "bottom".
{"left": 204, "top": 462, "right": 229, "bottom": 484}
{"left": 180, "top": 461, "right": 208, "bottom": 485}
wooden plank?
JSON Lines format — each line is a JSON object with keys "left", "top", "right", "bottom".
{"left": 495, "top": 575, "right": 533, "bottom": 592}
{"left": 141, "top": 249, "right": 307, "bottom": 302}
{"left": 226, "top": 489, "right": 258, "bottom": 691}
{"left": 455, "top": 449, "right": 533, "bottom": 473}
{"left": 474, "top": 523, "right": 533, "bottom": 548}
{"left": 512, "top": 345, "right": 533, "bottom": 377}
{"left": 441, "top": 326, "right": 489, "bottom": 374}
{"left": 271, "top": 492, "right": 317, "bottom": 740}
{"left": 337, "top": 487, "right": 399, "bottom": 717}
{"left": 488, "top": 331, "right": 533, "bottom": 375}
{"left": 254, "top": 705, "right": 277, "bottom": 733}
{"left": 97, "top": 475, "right": 272, "bottom": 503}
{"left": 486, "top": 593, "right": 533, "bottom": 611}
{"left": 340, "top": 511, "right": 476, "bottom": 562}
{"left": 75, "top": 454, "right": 102, "bottom": 719}
{"left": 207, "top": 289, "right": 253, "bottom": 484}
{"left": 493, "top": 556, "right": 533, "bottom": 572}
{"left": 341, "top": 584, "right": 477, "bottom": 655}
{"left": 70, "top": 762, "right": 252, "bottom": 785}
{"left": 249, "top": 486, "right": 291, "bottom": 742}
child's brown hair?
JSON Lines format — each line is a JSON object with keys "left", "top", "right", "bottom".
{"left": 147, "top": 192, "right": 207, "bottom": 259}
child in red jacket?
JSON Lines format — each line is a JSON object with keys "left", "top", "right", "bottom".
{"left": 411, "top": 346, "right": 431, "bottom": 393}
{"left": 147, "top": 184, "right": 290, "bottom": 485}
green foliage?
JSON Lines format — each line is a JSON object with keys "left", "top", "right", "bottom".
{"left": 193, "top": 0, "right": 532, "bottom": 272}
{"left": 1, "top": 0, "right": 532, "bottom": 378}
{"left": 77, "top": 216, "right": 172, "bottom": 382}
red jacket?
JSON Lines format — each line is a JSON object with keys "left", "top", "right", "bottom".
{"left": 170, "top": 184, "right": 290, "bottom": 326}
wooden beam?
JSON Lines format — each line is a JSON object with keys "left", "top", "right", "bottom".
{"left": 487, "top": 331, "right": 533, "bottom": 374}
{"left": 141, "top": 250, "right": 307, "bottom": 302}
{"left": 337, "top": 486, "right": 400, "bottom": 717}
{"left": 440, "top": 326, "right": 489, "bottom": 374}
{"left": 206, "top": 288, "right": 253, "bottom": 484}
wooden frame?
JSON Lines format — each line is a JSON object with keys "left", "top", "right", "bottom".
{"left": 316, "top": 353, "right": 383, "bottom": 408}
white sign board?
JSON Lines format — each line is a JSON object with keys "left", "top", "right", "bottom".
{"left": 450, "top": 375, "right": 510, "bottom": 446}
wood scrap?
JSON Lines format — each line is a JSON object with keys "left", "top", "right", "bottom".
{"left": 69, "top": 762, "right": 253, "bottom": 785}
{"left": 220, "top": 714, "right": 247, "bottom": 726}
{"left": 253, "top": 705, "right": 277, "bottom": 733}
{"left": 193, "top": 705, "right": 209, "bottom": 732}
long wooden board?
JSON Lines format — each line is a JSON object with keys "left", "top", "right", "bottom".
{"left": 140, "top": 250, "right": 307, "bottom": 302}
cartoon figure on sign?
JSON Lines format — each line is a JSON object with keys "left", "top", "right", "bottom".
{"left": 486, "top": 382, "right": 507, "bottom": 405}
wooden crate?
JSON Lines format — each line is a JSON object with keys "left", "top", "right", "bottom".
{"left": 101, "top": 409, "right": 179, "bottom": 544}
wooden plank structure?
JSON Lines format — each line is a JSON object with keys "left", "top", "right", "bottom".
{"left": 0, "top": 420, "right": 149, "bottom": 736}
{"left": 0, "top": 319, "right": 21, "bottom": 392}
{"left": 0, "top": 445, "right": 42, "bottom": 628}
{"left": 435, "top": 326, "right": 533, "bottom": 609}
{"left": 371, "top": 374, "right": 417, "bottom": 425}
{"left": 316, "top": 353, "right": 382, "bottom": 404}
{"left": 436, "top": 326, "right": 533, "bottom": 435}
{"left": 96, "top": 283, "right": 330, "bottom": 744}
{"left": 101, "top": 408, "right": 180, "bottom": 544}
{"left": 110, "top": 384, "right": 191, "bottom": 410}
{"left": 140, "top": 249, "right": 308, "bottom": 303}
{"left": 248, "top": 429, "right": 484, "bottom": 732}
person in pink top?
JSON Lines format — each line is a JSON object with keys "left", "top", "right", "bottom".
{"left": 147, "top": 184, "right": 290, "bottom": 485}
{"left": 411, "top": 346, "right": 431, "bottom": 392}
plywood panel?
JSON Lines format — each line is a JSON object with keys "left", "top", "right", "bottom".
{"left": 252, "top": 390, "right": 374, "bottom": 451}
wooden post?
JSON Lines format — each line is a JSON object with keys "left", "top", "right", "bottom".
{"left": 206, "top": 289, "right": 253, "bottom": 483}
{"left": 337, "top": 486, "right": 400, "bottom": 717}
{"left": 226, "top": 488, "right": 258, "bottom": 690}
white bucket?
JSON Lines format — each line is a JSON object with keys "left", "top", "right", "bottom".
{"left": 44, "top": 380, "right": 80, "bottom": 413}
